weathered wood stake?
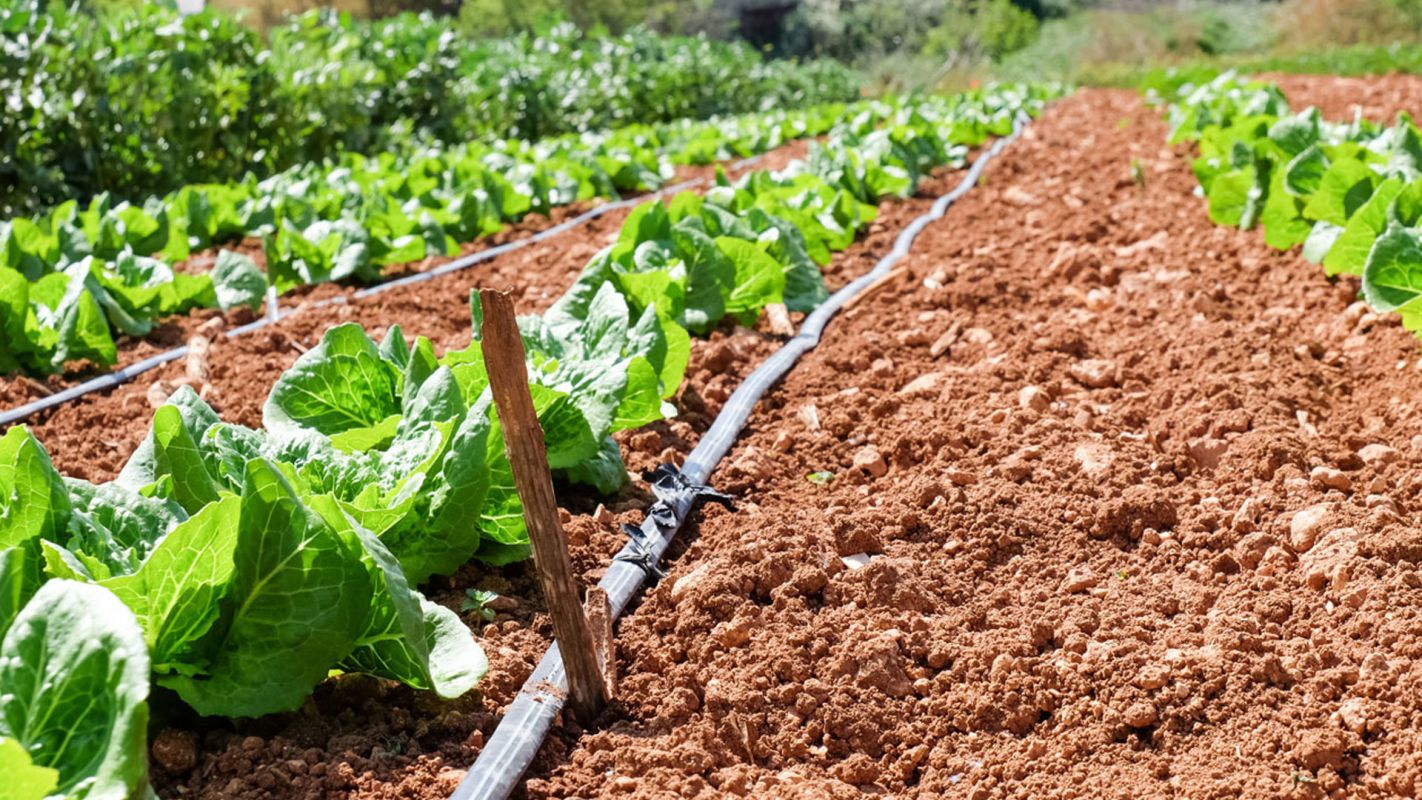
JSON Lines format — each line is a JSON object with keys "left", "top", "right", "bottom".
{"left": 478, "top": 288, "right": 609, "bottom": 724}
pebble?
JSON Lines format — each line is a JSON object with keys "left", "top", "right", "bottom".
{"left": 1070, "top": 359, "right": 1118, "bottom": 389}
{"left": 1300, "top": 527, "right": 1359, "bottom": 593}
{"left": 963, "top": 327, "right": 994, "bottom": 346}
{"left": 1061, "top": 566, "right": 1100, "bottom": 594}
{"left": 1231, "top": 498, "right": 1258, "bottom": 533}
{"left": 592, "top": 504, "right": 614, "bottom": 525}
{"left": 1073, "top": 443, "right": 1114, "bottom": 476}
{"left": 671, "top": 561, "right": 716, "bottom": 602}
{"left": 853, "top": 446, "right": 888, "bottom": 478}
{"left": 151, "top": 729, "right": 198, "bottom": 773}
{"left": 1019, "top": 385, "right": 1050, "bottom": 411}
{"left": 1188, "top": 438, "right": 1228, "bottom": 470}
{"left": 798, "top": 404, "right": 821, "bottom": 432}
{"left": 945, "top": 468, "right": 977, "bottom": 486}
{"left": 1122, "top": 701, "right": 1158, "bottom": 728}
{"left": 1310, "top": 466, "right": 1352, "bottom": 493}
{"left": 714, "top": 617, "right": 753, "bottom": 647}
{"left": 1336, "top": 697, "right": 1367, "bottom": 735}
{"left": 841, "top": 553, "right": 873, "bottom": 570}
{"left": 899, "top": 373, "right": 942, "bottom": 395}
{"left": 1085, "top": 288, "right": 1113, "bottom": 312}
{"left": 929, "top": 327, "right": 960, "bottom": 358}
{"left": 1137, "top": 664, "right": 1170, "bottom": 690}
{"left": 1358, "top": 443, "right": 1399, "bottom": 467}
{"left": 1289, "top": 503, "right": 1332, "bottom": 553}
{"left": 896, "top": 328, "right": 932, "bottom": 346}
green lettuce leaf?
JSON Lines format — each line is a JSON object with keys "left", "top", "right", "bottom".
{"left": 0, "top": 580, "right": 150, "bottom": 800}
{"left": 159, "top": 460, "right": 369, "bottom": 717}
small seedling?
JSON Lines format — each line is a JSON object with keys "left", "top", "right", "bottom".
{"left": 462, "top": 589, "right": 500, "bottom": 622}
{"left": 1130, "top": 158, "right": 1146, "bottom": 189}
{"left": 806, "top": 470, "right": 834, "bottom": 484}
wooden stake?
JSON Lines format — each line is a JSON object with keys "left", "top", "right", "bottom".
{"left": 584, "top": 587, "right": 617, "bottom": 699}
{"left": 478, "top": 288, "right": 609, "bottom": 724}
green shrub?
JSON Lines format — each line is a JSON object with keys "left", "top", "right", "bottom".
{"left": 0, "top": 2, "right": 859, "bottom": 218}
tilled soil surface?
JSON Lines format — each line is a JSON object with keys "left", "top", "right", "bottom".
{"left": 523, "top": 84, "right": 1422, "bottom": 799}
{"left": 1269, "top": 72, "right": 1422, "bottom": 121}
{"left": 139, "top": 158, "right": 961, "bottom": 799}
{"left": 0, "top": 143, "right": 809, "bottom": 483}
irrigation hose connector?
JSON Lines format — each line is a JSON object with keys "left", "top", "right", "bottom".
{"left": 449, "top": 111, "right": 1033, "bottom": 800}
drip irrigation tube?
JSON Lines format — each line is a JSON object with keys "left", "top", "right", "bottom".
{"left": 0, "top": 156, "right": 767, "bottom": 429}
{"left": 449, "top": 111, "right": 1032, "bottom": 800}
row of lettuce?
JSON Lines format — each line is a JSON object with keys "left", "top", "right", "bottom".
{"left": 2, "top": 2, "right": 860, "bottom": 218}
{"left": 0, "top": 99, "right": 888, "bottom": 377}
{"left": 1148, "top": 71, "right": 1422, "bottom": 333}
{"left": 0, "top": 83, "right": 1059, "bottom": 800}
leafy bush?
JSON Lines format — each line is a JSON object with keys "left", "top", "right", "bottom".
{"left": 0, "top": 2, "right": 860, "bottom": 218}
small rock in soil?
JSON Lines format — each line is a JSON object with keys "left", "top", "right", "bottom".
{"left": 797, "top": 403, "right": 821, "bottom": 432}
{"left": 1061, "top": 566, "right": 1100, "bottom": 594}
{"left": 853, "top": 446, "right": 888, "bottom": 478}
{"left": 1073, "top": 442, "right": 1114, "bottom": 476}
{"left": 1070, "top": 358, "right": 1118, "bottom": 389}
{"left": 945, "top": 467, "right": 977, "bottom": 485}
{"left": 1019, "top": 384, "right": 1050, "bottom": 411}
{"left": 1310, "top": 466, "right": 1353, "bottom": 493}
{"left": 1335, "top": 697, "right": 1368, "bottom": 735}
{"left": 1188, "top": 438, "right": 1228, "bottom": 470}
{"left": 1357, "top": 443, "right": 1399, "bottom": 467}
{"left": 1289, "top": 503, "right": 1333, "bottom": 553}
{"left": 671, "top": 561, "right": 716, "bottom": 602}
{"left": 592, "top": 504, "right": 613, "bottom": 525}
{"left": 1122, "top": 701, "right": 1158, "bottom": 728}
{"left": 151, "top": 729, "right": 198, "bottom": 773}
{"left": 841, "top": 553, "right": 873, "bottom": 570}
{"left": 1299, "top": 527, "right": 1359, "bottom": 593}
{"left": 1137, "top": 664, "right": 1170, "bottom": 690}
{"left": 899, "top": 372, "right": 942, "bottom": 395}
{"left": 929, "top": 324, "right": 962, "bottom": 358}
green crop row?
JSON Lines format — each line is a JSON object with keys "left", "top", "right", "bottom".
{"left": 0, "top": 83, "right": 1059, "bottom": 800}
{"left": 0, "top": 99, "right": 881, "bottom": 377}
{"left": 0, "top": 2, "right": 860, "bottom": 219}
{"left": 1150, "top": 71, "right": 1422, "bottom": 336}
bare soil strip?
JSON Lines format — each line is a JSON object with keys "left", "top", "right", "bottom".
{"left": 1267, "top": 72, "right": 1422, "bottom": 121}
{"left": 518, "top": 84, "right": 1422, "bottom": 799}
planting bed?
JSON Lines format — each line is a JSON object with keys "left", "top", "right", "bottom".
{"left": 126, "top": 158, "right": 973, "bottom": 800}
{"left": 0, "top": 144, "right": 812, "bottom": 483}
{"left": 515, "top": 81, "right": 1422, "bottom": 799}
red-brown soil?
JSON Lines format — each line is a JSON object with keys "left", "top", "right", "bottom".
{"left": 518, "top": 83, "right": 1422, "bottom": 799}
{"left": 1269, "top": 72, "right": 1422, "bottom": 120}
